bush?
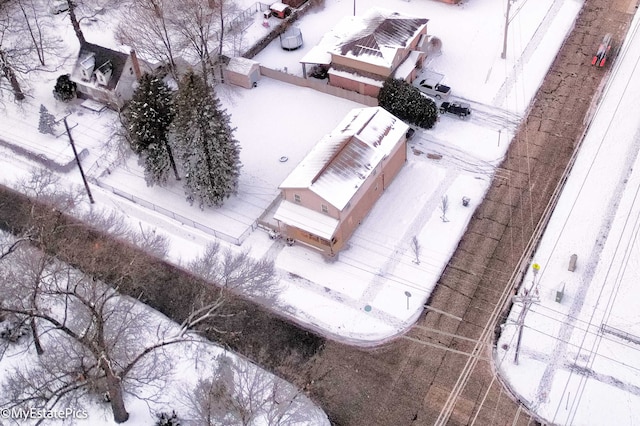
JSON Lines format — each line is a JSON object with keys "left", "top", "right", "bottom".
{"left": 377, "top": 78, "right": 438, "bottom": 129}
{"left": 53, "top": 74, "right": 77, "bottom": 102}
{"left": 155, "top": 410, "right": 181, "bottom": 426}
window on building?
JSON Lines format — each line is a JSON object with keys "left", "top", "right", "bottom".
{"left": 321, "top": 204, "right": 328, "bottom": 213}
{"left": 294, "top": 194, "right": 301, "bottom": 203}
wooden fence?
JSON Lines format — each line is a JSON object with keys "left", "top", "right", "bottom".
{"left": 259, "top": 66, "right": 378, "bottom": 106}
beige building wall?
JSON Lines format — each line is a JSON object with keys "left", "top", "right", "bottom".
{"left": 381, "top": 136, "right": 408, "bottom": 189}
{"left": 329, "top": 73, "right": 383, "bottom": 97}
{"left": 281, "top": 187, "right": 340, "bottom": 218}
{"left": 278, "top": 126, "right": 409, "bottom": 255}
{"left": 331, "top": 55, "right": 391, "bottom": 77}
{"left": 335, "top": 137, "right": 407, "bottom": 246}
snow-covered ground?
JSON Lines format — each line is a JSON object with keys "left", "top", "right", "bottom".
{"left": 13, "top": 0, "right": 640, "bottom": 422}
{"left": 495, "top": 9, "right": 640, "bottom": 426}
{"left": 0, "top": 0, "right": 581, "bottom": 344}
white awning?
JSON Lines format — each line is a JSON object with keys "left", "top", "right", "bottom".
{"left": 300, "top": 45, "right": 332, "bottom": 65}
{"left": 274, "top": 200, "right": 339, "bottom": 240}
{"left": 394, "top": 50, "right": 424, "bottom": 80}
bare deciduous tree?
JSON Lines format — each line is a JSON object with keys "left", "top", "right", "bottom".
{"left": 0, "top": 0, "right": 65, "bottom": 102}
{"left": 170, "top": 0, "right": 217, "bottom": 87}
{"left": 183, "top": 354, "right": 313, "bottom": 426}
{"left": 0, "top": 242, "right": 223, "bottom": 423}
{"left": 0, "top": 2, "right": 29, "bottom": 100}
{"left": 117, "top": 0, "right": 180, "bottom": 81}
{"left": 440, "top": 194, "right": 449, "bottom": 223}
{"left": 0, "top": 169, "right": 210, "bottom": 423}
{"left": 16, "top": 0, "right": 47, "bottom": 66}
{"left": 18, "top": 167, "right": 83, "bottom": 210}
{"left": 64, "top": 0, "right": 122, "bottom": 45}
{"left": 187, "top": 242, "right": 280, "bottom": 303}
{"left": 410, "top": 236, "right": 421, "bottom": 265}
{"left": 117, "top": 0, "right": 242, "bottom": 87}
{"left": 79, "top": 207, "right": 170, "bottom": 259}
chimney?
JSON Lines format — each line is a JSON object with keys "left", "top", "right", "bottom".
{"left": 130, "top": 49, "right": 142, "bottom": 79}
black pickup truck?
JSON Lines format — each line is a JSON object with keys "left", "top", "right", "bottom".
{"left": 439, "top": 101, "right": 471, "bottom": 119}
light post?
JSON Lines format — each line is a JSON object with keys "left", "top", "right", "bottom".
{"left": 64, "top": 117, "right": 94, "bottom": 204}
{"left": 501, "top": 0, "right": 515, "bottom": 59}
{"left": 513, "top": 262, "right": 541, "bottom": 364}
{"left": 404, "top": 291, "right": 412, "bottom": 310}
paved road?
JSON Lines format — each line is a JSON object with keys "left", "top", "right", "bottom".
{"left": 300, "top": 1, "right": 636, "bottom": 425}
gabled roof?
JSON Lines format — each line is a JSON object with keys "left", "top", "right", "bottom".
{"left": 71, "top": 42, "right": 129, "bottom": 90}
{"left": 280, "top": 107, "right": 409, "bottom": 210}
{"left": 95, "top": 60, "right": 113, "bottom": 76}
{"left": 331, "top": 8, "right": 428, "bottom": 67}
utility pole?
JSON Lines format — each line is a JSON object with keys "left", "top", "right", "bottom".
{"left": 513, "top": 262, "right": 540, "bottom": 364}
{"left": 64, "top": 118, "right": 95, "bottom": 204}
{"left": 501, "top": 0, "right": 514, "bottom": 59}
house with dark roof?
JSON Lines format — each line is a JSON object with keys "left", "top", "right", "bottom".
{"left": 274, "top": 106, "right": 409, "bottom": 256}
{"left": 70, "top": 42, "right": 146, "bottom": 109}
{"left": 301, "top": 8, "right": 428, "bottom": 97}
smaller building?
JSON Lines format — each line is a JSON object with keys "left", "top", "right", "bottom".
{"left": 301, "top": 8, "right": 428, "bottom": 97}
{"left": 223, "top": 57, "right": 261, "bottom": 89}
{"left": 270, "top": 2, "right": 292, "bottom": 19}
{"left": 70, "top": 42, "right": 146, "bottom": 109}
{"left": 282, "top": 0, "right": 307, "bottom": 7}
{"left": 274, "top": 107, "right": 409, "bottom": 255}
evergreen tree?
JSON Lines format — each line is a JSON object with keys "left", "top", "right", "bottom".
{"left": 172, "top": 71, "right": 241, "bottom": 208}
{"left": 38, "top": 104, "right": 57, "bottom": 135}
{"left": 53, "top": 74, "right": 77, "bottom": 102}
{"left": 378, "top": 78, "right": 438, "bottom": 129}
{"left": 124, "top": 73, "right": 180, "bottom": 186}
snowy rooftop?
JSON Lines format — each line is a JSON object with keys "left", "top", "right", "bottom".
{"left": 226, "top": 56, "right": 259, "bottom": 74}
{"left": 279, "top": 106, "right": 409, "bottom": 210}
{"left": 71, "top": 42, "right": 129, "bottom": 90}
{"left": 318, "top": 8, "right": 428, "bottom": 69}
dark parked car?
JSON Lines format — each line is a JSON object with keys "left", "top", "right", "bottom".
{"left": 439, "top": 101, "right": 471, "bottom": 119}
